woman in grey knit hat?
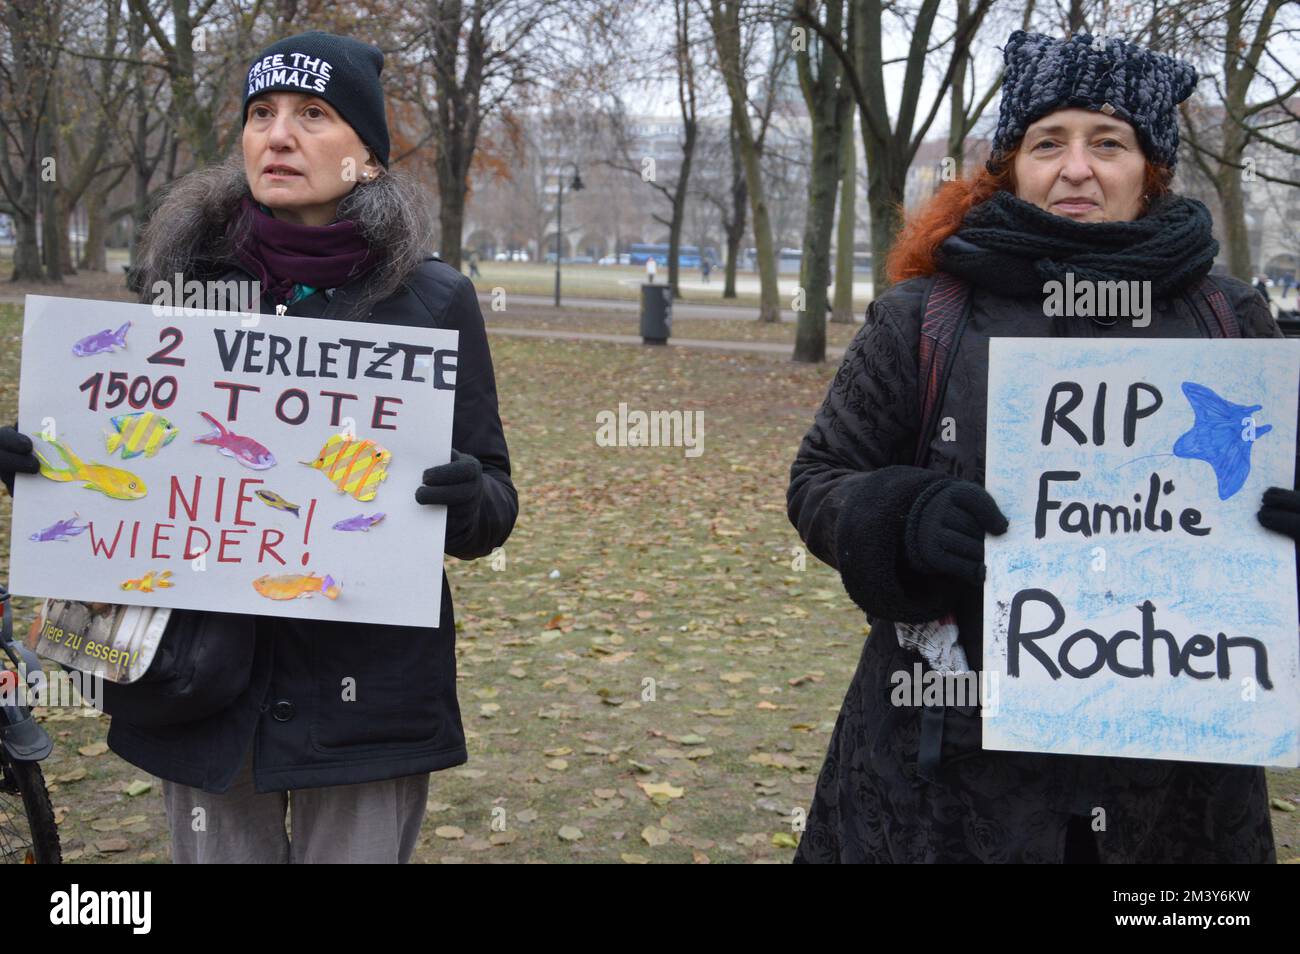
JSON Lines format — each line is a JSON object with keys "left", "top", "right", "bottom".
{"left": 788, "top": 30, "right": 1292, "bottom": 863}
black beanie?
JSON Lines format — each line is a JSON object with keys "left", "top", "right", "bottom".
{"left": 989, "top": 30, "right": 1199, "bottom": 172}
{"left": 242, "top": 32, "right": 390, "bottom": 168}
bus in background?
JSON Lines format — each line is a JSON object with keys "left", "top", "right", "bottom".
{"left": 627, "top": 243, "right": 718, "bottom": 269}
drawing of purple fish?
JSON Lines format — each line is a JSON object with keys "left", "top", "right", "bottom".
{"left": 194, "top": 411, "right": 276, "bottom": 470}
{"left": 72, "top": 321, "right": 131, "bottom": 356}
{"left": 332, "top": 512, "right": 386, "bottom": 532}
{"left": 29, "top": 513, "right": 89, "bottom": 542}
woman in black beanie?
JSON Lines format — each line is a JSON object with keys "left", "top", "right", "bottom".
{"left": 0, "top": 32, "right": 517, "bottom": 863}
{"left": 787, "top": 30, "right": 1294, "bottom": 863}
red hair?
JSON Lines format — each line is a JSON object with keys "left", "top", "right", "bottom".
{"left": 885, "top": 147, "right": 1176, "bottom": 284}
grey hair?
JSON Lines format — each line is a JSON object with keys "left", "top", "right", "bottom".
{"left": 133, "top": 150, "right": 437, "bottom": 321}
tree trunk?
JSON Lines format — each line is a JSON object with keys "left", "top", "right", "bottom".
{"left": 667, "top": 193, "right": 685, "bottom": 298}
{"left": 4, "top": 0, "right": 54, "bottom": 281}
{"left": 793, "top": 0, "right": 847, "bottom": 362}
{"left": 793, "top": 123, "right": 838, "bottom": 359}
{"left": 740, "top": 139, "right": 781, "bottom": 321}
{"left": 709, "top": 0, "right": 781, "bottom": 322}
{"left": 1216, "top": 157, "right": 1252, "bottom": 279}
{"left": 80, "top": 185, "right": 109, "bottom": 271}
{"left": 947, "top": 0, "right": 970, "bottom": 177}
{"left": 11, "top": 205, "right": 43, "bottom": 281}
{"left": 57, "top": 201, "right": 76, "bottom": 275}
{"left": 128, "top": 2, "right": 148, "bottom": 268}
{"left": 438, "top": 173, "right": 466, "bottom": 270}
{"left": 39, "top": 118, "right": 63, "bottom": 283}
{"left": 667, "top": 119, "right": 697, "bottom": 299}
{"left": 723, "top": 102, "right": 747, "bottom": 299}
{"left": 831, "top": 116, "right": 856, "bottom": 324}
{"left": 1068, "top": 0, "right": 1084, "bottom": 33}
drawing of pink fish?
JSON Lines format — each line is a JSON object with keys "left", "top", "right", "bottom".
{"left": 72, "top": 322, "right": 131, "bottom": 356}
{"left": 29, "top": 513, "right": 90, "bottom": 542}
{"left": 194, "top": 411, "right": 276, "bottom": 470}
{"left": 332, "top": 512, "right": 386, "bottom": 532}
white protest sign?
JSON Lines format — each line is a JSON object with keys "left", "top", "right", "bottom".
{"left": 8, "top": 295, "right": 458, "bottom": 628}
{"left": 984, "top": 338, "right": 1300, "bottom": 767}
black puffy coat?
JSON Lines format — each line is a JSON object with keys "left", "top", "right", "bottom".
{"left": 103, "top": 258, "right": 517, "bottom": 793}
{"left": 787, "top": 263, "right": 1282, "bottom": 863}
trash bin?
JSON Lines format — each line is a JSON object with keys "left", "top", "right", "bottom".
{"left": 640, "top": 283, "right": 672, "bottom": 345}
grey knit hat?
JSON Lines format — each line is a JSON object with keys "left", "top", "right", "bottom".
{"left": 988, "top": 30, "right": 1199, "bottom": 172}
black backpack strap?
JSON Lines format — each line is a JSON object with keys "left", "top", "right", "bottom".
{"left": 907, "top": 271, "right": 974, "bottom": 783}
{"left": 914, "top": 272, "right": 975, "bottom": 466}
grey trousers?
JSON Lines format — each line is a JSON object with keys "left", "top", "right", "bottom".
{"left": 161, "top": 746, "right": 430, "bottom": 863}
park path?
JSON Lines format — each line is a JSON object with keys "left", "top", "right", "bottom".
{"left": 485, "top": 325, "right": 848, "bottom": 360}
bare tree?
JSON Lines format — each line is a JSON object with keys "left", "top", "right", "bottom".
{"left": 600, "top": 0, "right": 705, "bottom": 299}
{"left": 396, "top": 0, "right": 616, "bottom": 270}
{"left": 792, "top": 0, "right": 851, "bottom": 361}
{"left": 829, "top": 113, "right": 857, "bottom": 322}
{"left": 800, "top": 0, "right": 996, "bottom": 294}
{"left": 0, "top": 0, "right": 66, "bottom": 280}
{"left": 53, "top": 0, "right": 135, "bottom": 273}
{"left": 124, "top": 0, "right": 249, "bottom": 166}
{"left": 1174, "top": 0, "right": 1300, "bottom": 279}
{"left": 707, "top": 0, "right": 789, "bottom": 321}
{"left": 693, "top": 12, "right": 788, "bottom": 301}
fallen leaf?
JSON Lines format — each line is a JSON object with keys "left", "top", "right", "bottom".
{"left": 641, "top": 826, "right": 670, "bottom": 846}
{"left": 637, "top": 781, "right": 685, "bottom": 800}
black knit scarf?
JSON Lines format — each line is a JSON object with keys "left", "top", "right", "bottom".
{"left": 934, "top": 189, "right": 1219, "bottom": 300}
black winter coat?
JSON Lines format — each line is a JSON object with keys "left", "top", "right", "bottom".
{"left": 102, "top": 258, "right": 517, "bottom": 793}
{"left": 787, "top": 267, "right": 1282, "bottom": 863}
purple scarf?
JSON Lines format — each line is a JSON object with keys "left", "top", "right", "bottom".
{"left": 232, "top": 195, "right": 379, "bottom": 304}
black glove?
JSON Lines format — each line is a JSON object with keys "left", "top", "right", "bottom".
{"left": 903, "top": 478, "right": 1009, "bottom": 584}
{"left": 415, "top": 449, "right": 483, "bottom": 545}
{"left": 0, "top": 423, "right": 40, "bottom": 497}
{"left": 1258, "top": 487, "right": 1300, "bottom": 539}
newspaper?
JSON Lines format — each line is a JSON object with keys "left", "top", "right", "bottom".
{"left": 25, "top": 600, "right": 170, "bottom": 684}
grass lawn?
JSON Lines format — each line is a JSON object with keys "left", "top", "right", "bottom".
{"left": 1, "top": 294, "right": 1296, "bottom": 864}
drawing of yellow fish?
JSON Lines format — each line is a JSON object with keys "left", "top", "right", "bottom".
{"left": 120, "top": 569, "right": 173, "bottom": 592}
{"left": 36, "top": 437, "right": 147, "bottom": 500}
{"left": 105, "top": 411, "right": 179, "bottom": 459}
{"left": 252, "top": 572, "right": 341, "bottom": 601}
{"left": 300, "top": 434, "right": 391, "bottom": 501}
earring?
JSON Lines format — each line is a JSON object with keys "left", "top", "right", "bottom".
{"left": 361, "top": 170, "right": 372, "bottom": 182}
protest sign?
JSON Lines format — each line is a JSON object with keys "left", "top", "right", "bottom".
{"left": 983, "top": 338, "right": 1300, "bottom": 766}
{"left": 7, "top": 295, "right": 458, "bottom": 628}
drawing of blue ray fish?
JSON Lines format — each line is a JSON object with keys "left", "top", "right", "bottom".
{"left": 1172, "top": 381, "right": 1272, "bottom": 500}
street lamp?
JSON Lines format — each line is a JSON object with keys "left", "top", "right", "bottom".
{"left": 554, "top": 164, "right": 584, "bottom": 307}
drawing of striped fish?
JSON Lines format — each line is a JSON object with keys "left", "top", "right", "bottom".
{"left": 105, "top": 411, "right": 179, "bottom": 459}
{"left": 300, "top": 433, "right": 391, "bottom": 501}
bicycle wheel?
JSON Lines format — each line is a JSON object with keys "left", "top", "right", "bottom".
{"left": 0, "top": 751, "right": 62, "bottom": 864}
